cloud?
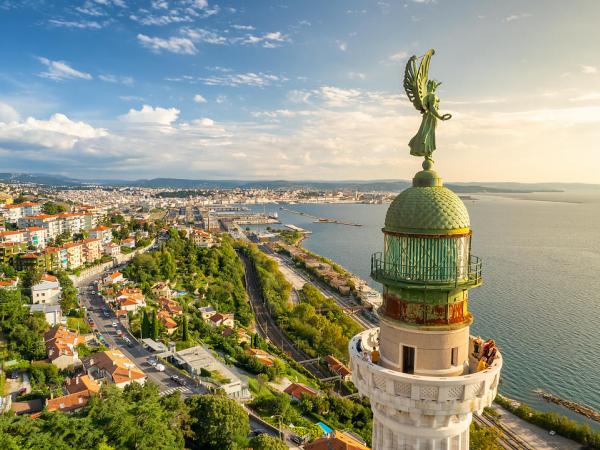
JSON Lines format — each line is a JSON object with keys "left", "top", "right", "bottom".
{"left": 37, "top": 57, "right": 92, "bottom": 81}
{"left": 348, "top": 72, "right": 366, "bottom": 80}
{"left": 337, "top": 41, "right": 348, "bottom": 52}
{"left": 232, "top": 24, "right": 254, "bottom": 30}
{"left": 194, "top": 94, "right": 207, "bottom": 103}
{"left": 0, "top": 112, "right": 107, "bottom": 150}
{"left": 580, "top": 65, "right": 598, "bottom": 75}
{"left": 0, "top": 102, "right": 20, "bottom": 122}
{"left": 569, "top": 92, "right": 600, "bottom": 102}
{"left": 504, "top": 13, "right": 531, "bottom": 22}
{"left": 194, "top": 117, "right": 214, "bottom": 126}
{"left": 99, "top": 74, "right": 134, "bottom": 85}
{"left": 119, "top": 105, "right": 180, "bottom": 125}
{"left": 200, "top": 72, "right": 284, "bottom": 88}
{"left": 48, "top": 19, "right": 105, "bottom": 29}
{"left": 137, "top": 34, "right": 198, "bottom": 54}
{"left": 239, "top": 31, "right": 289, "bottom": 48}
{"left": 389, "top": 51, "right": 408, "bottom": 61}
{"left": 181, "top": 27, "right": 228, "bottom": 45}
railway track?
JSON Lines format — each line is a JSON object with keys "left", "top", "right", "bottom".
{"left": 239, "top": 251, "right": 331, "bottom": 380}
{"left": 259, "top": 245, "right": 378, "bottom": 330}
{"left": 473, "top": 412, "right": 534, "bottom": 450}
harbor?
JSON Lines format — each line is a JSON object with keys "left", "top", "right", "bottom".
{"left": 280, "top": 206, "right": 363, "bottom": 227}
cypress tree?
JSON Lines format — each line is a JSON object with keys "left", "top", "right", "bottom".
{"left": 152, "top": 309, "right": 159, "bottom": 340}
{"left": 182, "top": 315, "right": 189, "bottom": 342}
{"left": 141, "top": 311, "right": 150, "bottom": 339}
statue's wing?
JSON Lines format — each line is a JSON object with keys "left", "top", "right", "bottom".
{"left": 404, "top": 49, "right": 435, "bottom": 113}
{"left": 403, "top": 56, "right": 424, "bottom": 112}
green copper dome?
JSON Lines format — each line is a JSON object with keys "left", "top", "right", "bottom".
{"left": 384, "top": 163, "right": 470, "bottom": 235}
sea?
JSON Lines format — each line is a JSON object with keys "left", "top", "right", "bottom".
{"left": 246, "top": 191, "right": 600, "bottom": 425}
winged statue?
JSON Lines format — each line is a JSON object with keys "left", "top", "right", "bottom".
{"left": 403, "top": 49, "right": 452, "bottom": 159}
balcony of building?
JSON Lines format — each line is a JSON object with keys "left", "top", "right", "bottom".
{"left": 371, "top": 252, "right": 482, "bottom": 290}
{"left": 349, "top": 328, "right": 501, "bottom": 416}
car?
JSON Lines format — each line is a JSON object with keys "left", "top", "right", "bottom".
{"left": 8, "top": 370, "right": 19, "bottom": 380}
{"left": 148, "top": 358, "right": 157, "bottom": 367}
{"left": 291, "top": 436, "right": 305, "bottom": 445}
{"left": 155, "top": 364, "right": 165, "bottom": 372}
{"left": 126, "top": 341, "right": 135, "bottom": 348}
{"left": 17, "top": 387, "right": 27, "bottom": 395}
{"left": 170, "top": 375, "right": 180, "bottom": 382}
{"left": 103, "top": 311, "right": 110, "bottom": 318}
{"left": 111, "top": 321, "right": 118, "bottom": 327}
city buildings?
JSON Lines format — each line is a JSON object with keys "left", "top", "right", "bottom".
{"left": 82, "top": 350, "right": 146, "bottom": 389}
{"left": 31, "top": 274, "right": 61, "bottom": 305}
{"left": 172, "top": 345, "right": 249, "bottom": 399}
{"left": 44, "top": 326, "right": 83, "bottom": 369}
{"left": 349, "top": 160, "right": 502, "bottom": 449}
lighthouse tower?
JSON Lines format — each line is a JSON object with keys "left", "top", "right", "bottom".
{"left": 349, "top": 159, "right": 502, "bottom": 449}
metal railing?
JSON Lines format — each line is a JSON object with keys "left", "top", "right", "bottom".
{"left": 371, "top": 252, "right": 482, "bottom": 288}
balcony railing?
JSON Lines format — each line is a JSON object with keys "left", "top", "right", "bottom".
{"left": 371, "top": 252, "right": 482, "bottom": 288}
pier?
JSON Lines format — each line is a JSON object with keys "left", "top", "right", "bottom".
{"left": 280, "top": 206, "right": 362, "bottom": 227}
{"left": 535, "top": 389, "right": 600, "bottom": 422}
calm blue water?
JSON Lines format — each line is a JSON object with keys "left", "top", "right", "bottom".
{"left": 248, "top": 193, "right": 600, "bottom": 422}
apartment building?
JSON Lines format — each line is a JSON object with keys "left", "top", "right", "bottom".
{"left": 0, "top": 202, "right": 41, "bottom": 223}
{"left": 89, "top": 225, "right": 113, "bottom": 244}
{"left": 31, "top": 274, "right": 61, "bottom": 305}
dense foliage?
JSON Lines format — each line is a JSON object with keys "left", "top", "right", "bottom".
{"left": 41, "top": 201, "right": 67, "bottom": 215}
{"left": 248, "top": 434, "right": 288, "bottom": 450}
{"left": 299, "top": 393, "right": 373, "bottom": 444}
{"left": 57, "top": 272, "right": 79, "bottom": 314}
{"left": 186, "top": 394, "right": 250, "bottom": 450}
{"left": 240, "top": 243, "right": 359, "bottom": 360}
{"left": 0, "top": 383, "right": 262, "bottom": 450}
{"left": 124, "top": 232, "right": 251, "bottom": 326}
{"left": 0, "top": 289, "right": 47, "bottom": 361}
{"left": 469, "top": 422, "right": 502, "bottom": 449}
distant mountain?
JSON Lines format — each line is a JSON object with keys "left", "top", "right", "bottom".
{"left": 0, "top": 173, "right": 82, "bottom": 186}
{"left": 1, "top": 172, "right": 597, "bottom": 193}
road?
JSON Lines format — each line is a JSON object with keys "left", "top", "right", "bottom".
{"left": 78, "top": 265, "right": 293, "bottom": 446}
{"left": 260, "top": 245, "right": 378, "bottom": 329}
{"left": 239, "top": 250, "right": 331, "bottom": 380}
{"left": 79, "top": 282, "right": 200, "bottom": 398}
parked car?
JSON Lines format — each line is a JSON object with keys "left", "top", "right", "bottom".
{"left": 155, "top": 364, "right": 165, "bottom": 372}
{"left": 8, "top": 370, "right": 19, "bottom": 380}
{"left": 148, "top": 358, "right": 157, "bottom": 367}
{"left": 111, "top": 321, "right": 118, "bottom": 328}
{"left": 170, "top": 375, "right": 180, "bottom": 382}
{"left": 18, "top": 387, "right": 27, "bottom": 395}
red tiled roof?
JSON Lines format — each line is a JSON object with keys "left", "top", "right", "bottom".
{"left": 46, "top": 390, "right": 92, "bottom": 413}
{"left": 284, "top": 383, "right": 318, "bottom": 401}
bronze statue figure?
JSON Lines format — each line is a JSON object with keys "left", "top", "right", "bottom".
{"left": 403, "top": 49, "right": 451, "bottom": 159}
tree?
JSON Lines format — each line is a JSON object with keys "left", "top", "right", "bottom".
{"left": 152, "top": 309, "right": 159, "bottom": 340}
{"left": 186, "top": 394, "right": 250, "bottom": 450}
{"left": 42, "top": 201, "right": 66, "bottom": 215}
{"left": 142, "top": 311, "right": 151, "bottom": 339}
{"left": 182, "top": 315, "right": 189, "bottom": 341}
{"left": 249, "top": 434, "right": 287, "bottom": 450}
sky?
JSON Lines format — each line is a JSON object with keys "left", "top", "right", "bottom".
{"left": 0, "top": 0, "right": 599, "bottom": 183}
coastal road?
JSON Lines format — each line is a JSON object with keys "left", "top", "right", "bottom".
{"left": 260, "top": 245, "right": 378, "bottom": 329}
{"left": 239, "top": 251, "right": 331, "bottom": 380}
